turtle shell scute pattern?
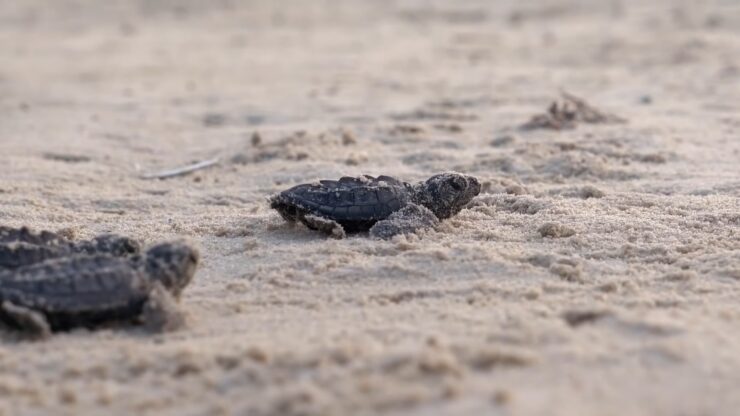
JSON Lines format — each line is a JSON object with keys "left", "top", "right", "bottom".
{"left": 275, "top": 175, "right": 411, "bottom": 223}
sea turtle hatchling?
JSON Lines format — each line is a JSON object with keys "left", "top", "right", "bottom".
{"left": 0, "top": 226, "right": 140, "bottom": 270}
{"left": 0, "top": 241, "right": 199, "bottom": 338}
{"left": 270, "top": 172, "right": 481, "bottom": 239}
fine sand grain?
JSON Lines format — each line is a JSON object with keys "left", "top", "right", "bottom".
{"left": 1, "top": 0, "right": 739, "bottom": 415}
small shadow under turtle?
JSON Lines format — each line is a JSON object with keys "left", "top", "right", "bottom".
{"left": 263, "top": 221, "right": 371, "bottom": 244}
{"left": 0, "top": 322, "right": 182, "bottom": 343}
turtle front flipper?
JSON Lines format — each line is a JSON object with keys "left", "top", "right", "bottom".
{"left": 303, "top": 215, "right": 346, "bottom": 239}
{"left": 0, "top": 301, "right": 52, "bottom": 339}
{"left": 141, "top": 282, "right": 186, "bottom": 332}
{"left": 369, "top": 203, "right": 439, "bottom": 239}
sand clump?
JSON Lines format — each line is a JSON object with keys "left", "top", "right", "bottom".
{"left": 520, "top": 91, "right": 627, "bottom": 131}
{"left": 537, "top": 222, "right": 576, "bottom": 238}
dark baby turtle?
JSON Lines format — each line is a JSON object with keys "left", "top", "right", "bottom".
{"left": 0, "top": 241, "right": 199, "bottom": 338}
{"left": 0, "top": 226, "right": 140, "bottom": 270}
{"left": 270, "top": 172, "right": 481, "bottom": 238}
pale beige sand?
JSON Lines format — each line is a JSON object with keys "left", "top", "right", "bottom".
{"left": 1, "top": 0, "right": 739, "bottom": 415}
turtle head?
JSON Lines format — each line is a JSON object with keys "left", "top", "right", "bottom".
{"left": 90, "top": 234, "right": 141, "bottom": 257}
{"left": 143, "top": 241, "right": 200, "bottom": 297}
{"left": 416, "top": 173, "right": 481, "bottom": 219}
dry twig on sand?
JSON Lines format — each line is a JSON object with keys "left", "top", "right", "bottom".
{"left": 140, "top": 158, "right": 220, "bottom": 180}
{"left": 521, "top": 91, "right": 626, "bottom": 130}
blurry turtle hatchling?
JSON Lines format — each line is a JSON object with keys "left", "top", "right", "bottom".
{"left": 0, "top": 226, "right": 140, "bottom": 270}
{"left": 0, "top": 240, "right": 199, "bottom": 339}
{"left": 270, "top": 172, "right": 481, "bottom": 239}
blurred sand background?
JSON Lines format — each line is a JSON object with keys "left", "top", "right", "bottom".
{"left": 0, "top": 0, "right": 739, "bottom": 415}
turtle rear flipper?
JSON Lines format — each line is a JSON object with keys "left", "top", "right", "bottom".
{"left": 141, "top": 282, "right": 185, "bottom": 332}
{"left": 303, "top": 215, "right": 346, "bottom": 239}
{"left": 369, "top": 203, "right": 439, "bottom": 239}
{"left": 1, "top": 301, "right": 51, "bottom": 339}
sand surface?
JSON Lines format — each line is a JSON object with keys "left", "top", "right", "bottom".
{"left": 1, "top": 0, "right": 739, "bottom": 415}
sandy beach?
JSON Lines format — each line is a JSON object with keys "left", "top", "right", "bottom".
{"left": 1, "top": 0, "right": 739, "bottom": 415}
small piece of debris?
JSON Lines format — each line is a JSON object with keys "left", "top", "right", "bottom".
{"left": 520, "top": 91, "right": 626, "bottom": 130}
{"left": 141, "top": 158, "right": 220, "bottom": 180}
{"left": 466, "top": 348, "right": 534, "bottom": 370}
{"left": 637, "top": 153, "right": 667, "bottom": 164}
{"left": 562, "top": 309, "right": 611, "bottom": 327}
{"left": 251, "top": 132, "right": 262, "bottom": 146}
{"left": 245, "top": 346, "right": 270, "bottom": 363}
{"left": 43, "top": 153, "right": 91, "bottom": 163}
{"left": 538, "top": 222, "right": 576, "bottom": 238}
{"left": 341, "top": 130, "right": 357, "bottom": 145}
{"left": 202, "top": 113, "right": 227, "bottom": 127}
{"left": 245, "top": 115, "right": 265, "bottom": 125}
{"left": 230, "top": 153, "right": 249, "bottom": 165}
{"left": 392, "top": 109, "right": 478, "bottom": 122}
{"left": 579, "top": 185, "right": 605, "bottom": 199}
{"left": 391, "top": 124, "right": 425, "bottom": 135}
{"left": 434, "top": 123, "right": 463, "bottom": 133}
{"left": 490, "top": 135, "right": 516, "bottom": 147}
{"left": 557, "top": 142, "right": 578, "bottom": 151}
